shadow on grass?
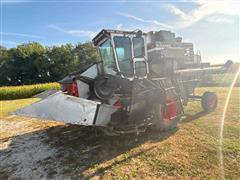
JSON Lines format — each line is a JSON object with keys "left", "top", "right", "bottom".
{"left": 0, "top": 109, "right": 209, "bottom": 179}
{"left": 0, "top": 122, "right": 178, "bottom": 179}
{"left": 180, "top": 111, "right": 208, "bottom": 124}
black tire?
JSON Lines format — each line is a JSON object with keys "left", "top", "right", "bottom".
{"left": 94, "top": 77, "right": 113, "bottom": 100}
{"left": 150, "top": 104, "right": 181, "bottom": 131}
{"left": 201, "top": 91, "right": 218, "bottom": 112}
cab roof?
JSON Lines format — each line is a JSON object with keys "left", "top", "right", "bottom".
{"left": 92, "top": 29, "right": 146, "bottom": 46}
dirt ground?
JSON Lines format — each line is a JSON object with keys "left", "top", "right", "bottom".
{"left": 0, "top": 87, "right": 239, "bottom": 179}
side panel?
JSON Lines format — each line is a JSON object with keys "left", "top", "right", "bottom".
{"left": 76, "top": 64, "right": 98, "bottom": 98}
{"left": 95, "top": 104, "right": 117, "bottom": 126}
{"left": 76, "top": 81, "right": 89, "bottom": 99}
{"left": 81, "top": 64, "right": 98, "bottom": 78}
{"left": 12, "top": 92, "right": 99, "bottom": 125}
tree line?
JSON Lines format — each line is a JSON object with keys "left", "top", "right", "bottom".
{"left": 0, "top": 42, "right": 99, "bottom": 86}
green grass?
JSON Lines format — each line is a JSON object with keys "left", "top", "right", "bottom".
{"left": 0, "top": 83, "right": 60, "bottom": 100}
{"left": 0, "top": 87, "right": 239, "bottom": 179}
{"left": 204, "top": 73, "right": 240, "bottom": 87}
{"left": 0, "top": 98, "right": 40, "bottom": 117}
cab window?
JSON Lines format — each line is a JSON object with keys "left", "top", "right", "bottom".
{"left": 133, "top": 37, "right": 145, "bottom": 58}
{"left": 113, "top": 36, "right": 133, "bottom": 77}
{"left": 99, "top": 39, "right": 116, "bottom": 75}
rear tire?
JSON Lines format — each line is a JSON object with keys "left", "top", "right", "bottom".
{"left": 201, "top": 91, "right": 218, "bottom": 112}
{"left": 150, "top": 104, "right": 181, "bottom": 131}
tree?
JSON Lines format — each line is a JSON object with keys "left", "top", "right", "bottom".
{"left": 0, "top": 41, "right": 100, "bottom": 86}
{"left": 73, "top": 42, "right": 99, "bottom": 67}
{"left": 0, "top": 46, "right": 11, "bottom": 85}
{"left": 47, "top": 44, "right": 75, "bottom": 81}
{"left": 7, "top": 42, "right": 47, "bottom": 85}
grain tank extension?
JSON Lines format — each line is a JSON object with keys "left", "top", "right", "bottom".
{"left": 13, "top": 29, "right": 233, "bottom": 135}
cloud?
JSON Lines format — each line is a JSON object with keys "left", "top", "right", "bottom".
{"left": 167, "top": 4, "right": 185, "bottom": 19}
{"left": 0, "top": 32, "right": 43, "bottom": 39}
{"left": 206, "top": 16, "right": 234, "bottom": 24}
{"left": 116, "top": 24, "right": 123, "bottom": 30}
{"left": 166, "top": 0, "right": 240, "bottom": 28}
{"left": 118, "top": 12, "right": 173, "bottom": 29}
{"left": 119, "top": 13, "right": 145, "bottom": 22}
{"left": 48, "top": 25, "right": 96, "bottom": 38}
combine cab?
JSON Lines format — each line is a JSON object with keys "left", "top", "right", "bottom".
{"left": 13, "top": 29, "right": 233, "bottom": 135}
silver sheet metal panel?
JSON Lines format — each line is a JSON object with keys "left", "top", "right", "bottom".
{"left": 12, "top": 92, "right": 100, "bottom": 126}
{"left": 95, "top": 104, "right": 117, "bottom": 126}
{"left": 77, "top": 64, "right": 98, "bottom": 98}
{"left": 81, "top": 64, "right": 98, "bottom": 79}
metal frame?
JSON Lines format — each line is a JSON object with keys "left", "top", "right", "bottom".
{"left": 95, "top": 29, "right": 149, "bottom": 80}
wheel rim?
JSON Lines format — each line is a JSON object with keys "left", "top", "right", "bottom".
{"left": 161, "top": 96, "right": 177, "bottom": 121}
{"left": 94, "top": 78, "right": 113, "bottom": 100}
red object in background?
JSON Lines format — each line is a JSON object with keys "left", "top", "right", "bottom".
{"left": 162, "top": 96, "right": 177, "bottom": 121}
{"left": 114, "top": 101, "right": 123, "bottom": 109}
{"left": 66, "top": 81, "right": 79, "bottom": 97}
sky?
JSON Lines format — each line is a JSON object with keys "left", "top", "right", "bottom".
{"left": 0, "top": 0, "right": 239, "bottom": 64}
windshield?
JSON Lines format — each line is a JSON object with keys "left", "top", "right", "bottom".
{"left": 113, "top": 36, "right": 133, "bottom": 77}
{"left": 99, "top": 39, "right": 116, "bottom": 75}
{"left": 133, "top": 37, "right": 145, "bottom": 58}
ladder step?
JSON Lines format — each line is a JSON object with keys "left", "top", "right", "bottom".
{"left": 165, "top": 87, "right": 175, "bottom": 91}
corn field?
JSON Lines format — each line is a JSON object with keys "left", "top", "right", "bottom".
{"left": 0, "top": 83, "right": 60, "bottom": 100}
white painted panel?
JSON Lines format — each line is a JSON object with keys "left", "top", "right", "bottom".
{"left": 81, "top": 64, "right": 98, "bottom": 79}
{"left": 76, "top": 64, "right": 98, "bottom": 99}
{"left": 76, "top": 80, "right": 90, "bottom": 99}
{"left": 12, "top": 92, "right": 99, "bottom": 125}
{"left": 95, "top": 104, "right": 117, "bottom": 126}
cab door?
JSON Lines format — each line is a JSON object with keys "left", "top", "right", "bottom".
{"left": 111, "top": 33, "right": 149, "bottom": 79}
{"left": 132, "top": 36, "right": 149, "bottom": 78}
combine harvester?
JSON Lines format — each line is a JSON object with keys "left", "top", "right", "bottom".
{"left": 13, "top": 29, "right": 232, "bottom": 135}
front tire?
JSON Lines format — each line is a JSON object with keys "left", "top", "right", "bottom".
{"left": 201, "top": 91, "right": 218, "bottom": 112}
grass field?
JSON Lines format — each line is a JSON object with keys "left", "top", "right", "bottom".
{"left": 207, "top": 73, "right": 240, "bottom": 87}
{"left": 0, "top": 87, "right": 239, "bottom": 179}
